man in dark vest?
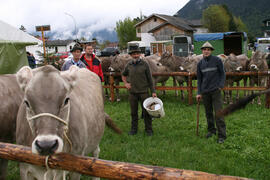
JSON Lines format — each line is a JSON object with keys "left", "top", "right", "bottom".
{"left": 122, "top": 47, "right": 157, "bottom": 136}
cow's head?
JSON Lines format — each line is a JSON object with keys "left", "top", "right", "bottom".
{"left": 249, "top": 51, "right": 268, "bottom": 71}
{"left": 109, "top": 54, "right": 130, "bottom": 72}
{"left": 16, "top": 65, "right": 78, "bottom": 155}
{"left": 224, "top": 54, "right": 243, "bottom": 72}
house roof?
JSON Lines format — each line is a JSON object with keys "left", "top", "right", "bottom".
{"left": 262, "top": 18, "right": 270, "bottom": 23}
{"left": 135, "top": 14, "right": 196, "bottom": 32}
{"left": 46, "top": 39, "right": 74, "bottom": 46}
{"left": 188, "top": 19, "right": 203, "bottom": 27}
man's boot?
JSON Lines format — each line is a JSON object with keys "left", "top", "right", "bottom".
{"left": 128, "top": 118, "right": 138, "bottom": 135}
{"left": 144, "top": 117, "right": 153, "bottom": 136}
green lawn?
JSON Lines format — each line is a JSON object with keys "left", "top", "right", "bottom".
{"left": 7, "top": 80, "right": 270, "bottom": 180}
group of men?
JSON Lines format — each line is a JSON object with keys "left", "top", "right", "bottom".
{"left": 62, "top": 41, "right": 227, "bottom": 143}
{"left": 61, "top": 44, "right": 104, "bottom": 82}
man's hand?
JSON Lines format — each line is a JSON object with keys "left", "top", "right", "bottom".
{"left": 196, "top": 94, "right": 202, "bottom": 102}
{"left": 124, "top": 83, "right": 131, "bottom": 90}
{"left": 152, "top": 93, "right": 157, "bottom": 98}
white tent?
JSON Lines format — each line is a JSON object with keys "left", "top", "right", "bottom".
{"left": 0, "top": 20, "right": 41, "bottom": 44}
{"left": 0, "top": 20, "right": 43, "bottom": 74}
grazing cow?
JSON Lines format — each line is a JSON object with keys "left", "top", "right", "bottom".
{"left": 16, "top": 65, "right": 106, "bottom": 180}
{"left": 248, "top": 51, "right": 269, "bottom": 104}
{"left": 160, "top": 52, "right": 187, "bottom": 100}
{"left": 0, "top": 75, "right": 23, "bottom": 180}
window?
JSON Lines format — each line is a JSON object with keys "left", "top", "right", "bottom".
{"left": 267, "top": 21, "right": 270, "bottom": 26}
{"left": 137, "top": 27, "right": 141, "bottom": 33}
{"left": 154, "top": 18, "right": 157, "bottom": 22}
{"left": 258, "top": 39, "right": 270, "bottom": 43}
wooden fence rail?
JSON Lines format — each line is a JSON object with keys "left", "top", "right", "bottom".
{"left": 0, "top": 142, "right": 252, "bottom": 180}
{"left": 104, "top": 71, "right": 270, "bottom": 107}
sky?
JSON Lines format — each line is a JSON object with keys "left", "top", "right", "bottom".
{"left": 0, "top": 0, "right": 189, "bottom": 41}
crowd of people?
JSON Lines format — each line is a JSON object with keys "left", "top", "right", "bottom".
{"left": 32, "top": 41, "right": 227, "bottom": 143}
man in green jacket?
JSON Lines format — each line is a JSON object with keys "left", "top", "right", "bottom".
{"left": 122, "top": 47, "right": 157, "bottom": 136}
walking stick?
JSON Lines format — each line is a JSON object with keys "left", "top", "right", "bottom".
{"left": 196, "top": 100, "right": 200, "bottom": 136}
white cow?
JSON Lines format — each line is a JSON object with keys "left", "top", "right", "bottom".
{"left": 16, "top": 65, "right": 106, "bottom": 179}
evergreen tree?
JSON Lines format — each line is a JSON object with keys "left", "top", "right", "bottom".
{"left": 222, "top": 5, "right": 237, "bottom": 31}
{"left": 234, "top": 16, "right": 249, "bottom": 33}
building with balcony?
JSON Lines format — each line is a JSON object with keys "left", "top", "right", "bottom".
{"left": 262, "top": 18, "right": 270, "bottom": 37}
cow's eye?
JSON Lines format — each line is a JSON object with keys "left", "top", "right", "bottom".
{"left": 24, "top": 100, "right": 30, "bottom": 108}
{"left": 64, "top": 97, "right": 70, "bottom": 106}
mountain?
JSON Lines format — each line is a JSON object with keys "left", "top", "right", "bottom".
{"left": 92, "top": 29, "right": 118, "bottom": 42}
{"left": 176, "top": 0, "right": 270, "bottom": 37}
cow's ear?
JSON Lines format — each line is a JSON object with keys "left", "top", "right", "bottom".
{"left": 61, "top": 65, "right": 78, "bottom": 89}
{"left": 16, "top": 66, "right": 33, "bottom": 91}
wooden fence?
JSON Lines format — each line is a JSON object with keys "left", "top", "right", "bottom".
{"left": 104, "top": 71, "right": 270, "bottom": 108}
{"left": 0, "top": 142, "right": 251, "bottom": 180}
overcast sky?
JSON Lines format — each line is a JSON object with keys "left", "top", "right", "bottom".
{"left": 0, "top": 0, "right": 189, "bottom": 40}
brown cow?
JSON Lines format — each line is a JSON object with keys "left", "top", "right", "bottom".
{"left": 248, "top": 51, "right": 269, "bottom": 104}
{"left": 0, "top": 75, "right": 23, "bottom": 180}
{"left": 100, "top": 56, "right": 112, "bottom": 98}
{"left": 222, "top": 54, "right": 244, "bottom": 104}
{"left": 108, "top": 54, "right": 131, "bottom": 101}
{"left": 143, "top": 55, "right": 170, "bottom": 95}
{"left": 16, "top": 65, "right": 106, "bottom": 179}
{"left": 160, "top": 52, "right": 187, "bottom": 100}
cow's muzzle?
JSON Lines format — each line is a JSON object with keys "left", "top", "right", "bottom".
{"left": 35, "top": 139, "right": 59, "bottom": 155}
{"left": 32, "top": 134, "right": 64, "bottom": 155}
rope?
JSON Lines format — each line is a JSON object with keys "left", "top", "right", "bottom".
{"left": 45, "top": 156, "right": 50, "bottom": 170}
{"left": 27, "top": 102, "right": 73, "bottom": 179}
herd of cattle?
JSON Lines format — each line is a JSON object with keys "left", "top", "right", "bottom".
{"left": 99, "top": 51, "right": 270, "bottom": 104}
{"left": 0, "top": 50, "right": 269, "bottom": 180}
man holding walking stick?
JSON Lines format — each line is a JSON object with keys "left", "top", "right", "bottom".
{"left": 196, "top": 41, "right": 226, "bottom": 144}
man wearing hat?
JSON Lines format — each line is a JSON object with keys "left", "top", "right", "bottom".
{"left": 196, "top": 41, "right": 226, "bottom": 144}
{"left": 61, "top": 44, "right": 86, "bottom": 71}
{"left": 122, "top": 47, "right": 157, "bottom": 136}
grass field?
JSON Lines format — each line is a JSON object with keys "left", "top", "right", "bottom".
{"left": 7, "top": 79, "right": 270, "bottom": 180}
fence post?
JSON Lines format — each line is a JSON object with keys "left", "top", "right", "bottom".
{"left": 109, "top": 72, "right": 115, "bottom": 102}
{"left": 188, "top": 73, "right": 193, "bottom": 105}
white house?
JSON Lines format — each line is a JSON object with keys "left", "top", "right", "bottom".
{"left": 45, "top": 39, "right": 76, "bottom": 53}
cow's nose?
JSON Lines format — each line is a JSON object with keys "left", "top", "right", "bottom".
{"left": 35, "top": 139, "right": 59, "bottom": 155}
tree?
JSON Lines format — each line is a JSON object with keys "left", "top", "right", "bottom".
{"left": 202, "top": 5, "right": 230, "bottom": 32}
{"left": 222, "top": 5, "right": 237, "bottom": 32}
{"left": 115, "top": 17, "right": 139, "bottom": 49}
{"left": 133, "top": 15, "right": 147, "bottom": 24}
{"left": 100, "top": 40, "right": 111, "bottom": 50}
{"left": 234, "top": 16, "right": 248, "bottom": 33}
